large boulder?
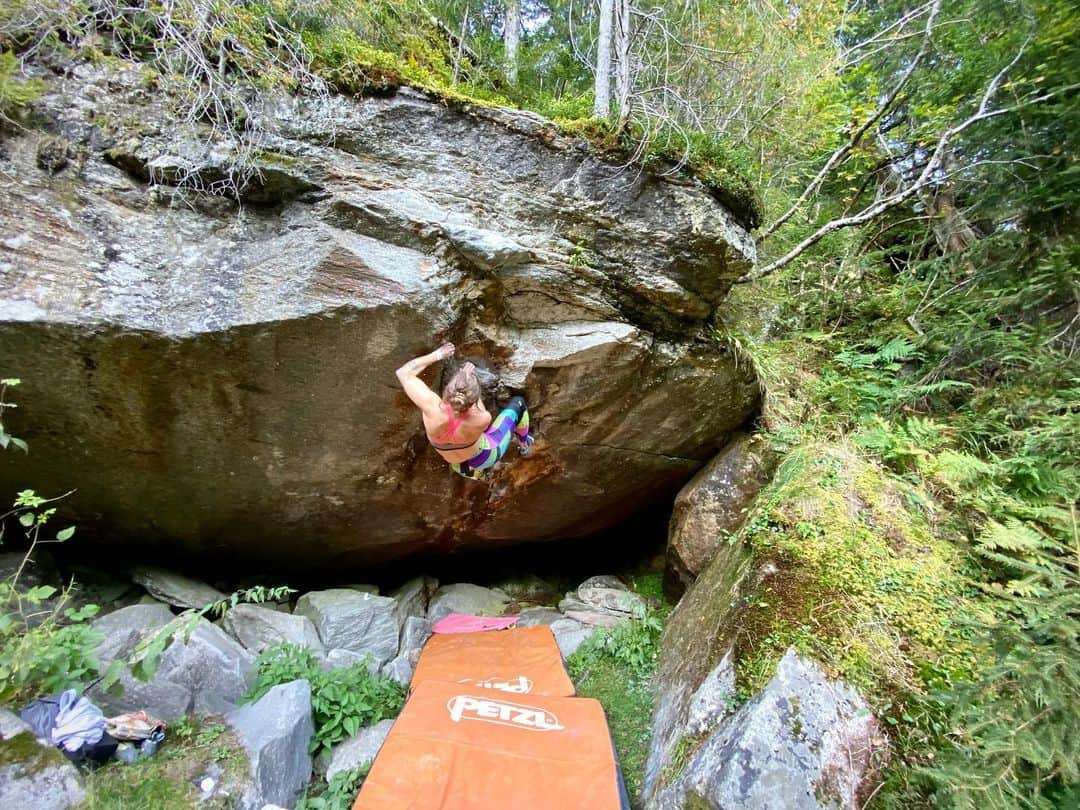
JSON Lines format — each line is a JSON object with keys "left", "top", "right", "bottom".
{"left": 226, "top": 679, "right": 315, "bottom": 810}
{"left": 651, "top": 650, "right": 886, "bottom": 810}
{"left": 0, "top": 710, "right": 85, "bottom": 810}
{"left": 0, "top": 59, "right": 760, "bottom": 569}
{"left": 665, "top": 433, "right": 777, "bottom": 596}
{"left": 644, "top": 535, "right": 754, "bottom": 805}
{"left": 222, "top": 604, "right": 324, "bottom": 655}
{"left": 295, "top": 589, "right": 400, "bottom": 666}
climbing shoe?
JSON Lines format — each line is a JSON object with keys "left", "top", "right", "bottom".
{"left": 517, "top": 433, "right": 534, "bottom": 456}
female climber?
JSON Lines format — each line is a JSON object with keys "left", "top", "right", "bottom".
{"left": 395, "top": 343, "right": 533, "bottom": 480}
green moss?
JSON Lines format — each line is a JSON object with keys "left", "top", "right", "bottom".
{"left": 659, "top": 731, "right": 708, "bottom": 787}
{"left": 0, "top": 731, "right": 68, "bottom": 776}
{"left": 568, "top": 652, "right": 654, "bottom": 802}
{"left": 733, "top": 440, "right": 978, "bottom": 706}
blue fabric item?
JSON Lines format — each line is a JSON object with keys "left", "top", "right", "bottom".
{"left": 50, "top": 689, "right": 105, "bottom": 753}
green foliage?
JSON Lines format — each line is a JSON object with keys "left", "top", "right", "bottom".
{"left": 247, "top": 643, "right": 405, "bottom": 755}
{"left": 126, "top": 583, "right": 294, "bottom": 683}
{"left": 579, "top": 605, "right": 664, "bottom": 681}
{"left": 916, "top": 527, "right": 1079, "bottom": 809}
{"left": 298, "top": 765, "right": 370, "bottom": 810}
{"left": 565, "top": 583, "right": 670, "bottom": 803}
{"left": 568, "top": 638, "right": 655, "bottom": 803}
{"left": 0, "top": 381, "right": 107, "bottom": 704}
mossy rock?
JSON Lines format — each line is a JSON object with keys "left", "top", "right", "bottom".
{"left": 0, "top": 731, "right": 86, "bottom": 809}
{"left": 733, "top": 440, "right": 977, "bottom": 700}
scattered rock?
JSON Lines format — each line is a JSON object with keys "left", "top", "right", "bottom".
{"left": 295, "top": 590, "right": 400, "bottom": 667}
{"left": 88, "top": 603, "right": 193, "bottom": 720}
{"left": 226, "top": 679, "right": 315, "bottom": 810}
{"left": 665, "top": 432, "right": 777, "bottom": 596}
{"left": 131, "top": 566, "right": 226, "bottom": 609}
{"left": 379, "top": 656, "right": 413, "bottom": 686}
{"left": 654, "top": 650, "right": 886, "bottom": 810}
{"left": 323, "top": 649, "right": 379, "bottom": 673}
{"left": 516, "top": 608, "right": 594, "bottom": 658}
{"left": 390, "top": 576, "right": 438, "bottom": 625}
{"left": 492, "top": 574, "right": 556, "bottom": 604}
{"left": 0, "top": 712, "right": 86, "bottom": 810}
{"left": 0, "top": 710, "right": 31, "bottom": 739}
{"left": 379, "top": 615, "right": 432, "bottom": 685}
{"left": 399, "top": 615, "right": 433, "bottom": 658}
{"left": 158, "top": 620, "right": 257, "bottom": 716}
{"left": 222, "top": 604, "right": 324, "bottom": 656}
{"left": 557, "top": 583, "right": 640, "bottom": 628}
{"left": 92, "top": 602, "right": 175, "bottom": 648}
{"left": 94, "top": 616, "right": 255, "bottom": 720}
{"left": 347, "top": 585, "right": 380, "bottom": 595}
{"left": 427, "top": 584, "right": 510, "bottom": 623}
{"left": 577, "top": 576, "right": 646, "bottom": 615}
{"left": 325, "top": 718, "right": 394, "bottom": 781}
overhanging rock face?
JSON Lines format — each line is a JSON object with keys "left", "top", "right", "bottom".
{"left": 0, "top": 61, "right": 760, "bottom": 567}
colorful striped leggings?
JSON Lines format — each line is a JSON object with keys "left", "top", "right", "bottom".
{"left": 450, "top": 396, "right": 531, "bottom": 480}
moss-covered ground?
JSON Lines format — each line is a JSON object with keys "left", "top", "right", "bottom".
{"left": 81, "top": 716, "right": 247, "bottom": 810}
{"left": 566, "top": 570, "right": 669, "bottom": 806}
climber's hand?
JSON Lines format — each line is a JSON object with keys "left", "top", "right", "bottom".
{"left": 435, "top": 342, "right": 455, "bottom": 361}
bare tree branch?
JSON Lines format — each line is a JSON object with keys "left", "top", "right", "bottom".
{"left": 757, "top": 0, "right": 942, "bottom": 243}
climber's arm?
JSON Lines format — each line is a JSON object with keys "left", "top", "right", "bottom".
{"left": 396, "top": 344, "right": 454, "bottom": 416}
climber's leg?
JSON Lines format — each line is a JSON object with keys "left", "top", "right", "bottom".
{"left": 448, "top": 396, "right": 532, "bottom": 479}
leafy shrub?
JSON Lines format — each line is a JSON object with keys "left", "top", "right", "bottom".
{"left": 297, "top": 765, "right": 369, "bottom": 810}
{"left": 247, "top": 643, "right": 405, "bottom": 755}
{"left": 0, "top": 378, "right": 110, "bottom": 704}
{"left": 579, "top": 606, "right": 664, "bottom": 681}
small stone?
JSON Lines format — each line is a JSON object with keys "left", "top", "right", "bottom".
{"left": 576, "top": 576, "right": 645, "bottom": 615}
{"left": 93, "top": 617, "right": 254, "bottom": 721}
{"left": 516, "top": 608, "right": 594, "bottom": 658}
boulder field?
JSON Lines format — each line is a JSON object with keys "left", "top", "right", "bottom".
{"left": 0, "top": 60, "right": 760, "bottom": 567}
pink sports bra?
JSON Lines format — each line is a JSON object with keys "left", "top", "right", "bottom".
{"left": 429, "top": 403, "right": 477, "bottom": 452}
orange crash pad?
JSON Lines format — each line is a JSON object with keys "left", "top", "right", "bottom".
{"left": 353, "top": 680, "right": 628, "bottom": 810}
{"left": 410, "top": 625, "right": 575, "bottom": 697}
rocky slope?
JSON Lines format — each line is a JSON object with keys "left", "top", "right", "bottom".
{"left": 0, "top": 60, "right": 759, "bottom": 566}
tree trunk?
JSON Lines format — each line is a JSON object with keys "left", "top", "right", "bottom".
{"left": 594, "top": 0, "right": 614, "bottom": 119}
{"left": 503, "top": 0, "right": 521, "bottom": 83}
{"left": 923, "top": 148, "right": 980, "bottom": 254}
{"left": 613, "top": 0, "right": 631, "bottom": 130}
